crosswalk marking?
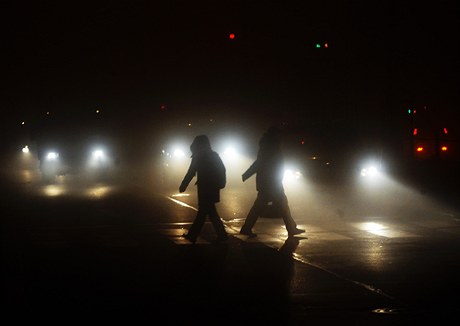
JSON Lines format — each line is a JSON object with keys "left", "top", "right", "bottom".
{"left": 159, "top": 195, "right": 459, "bottom": 245}
{"left": 308, "top": 232, "right": 353, "bottom": 240}
{"left": 165, "top": 194, "right": 460, "bottom": 243}
{"left": 159, "top": 226, "right": 448, "bottom": 244}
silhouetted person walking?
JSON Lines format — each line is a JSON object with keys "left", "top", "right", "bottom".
{"left": 240, "top": 126, "right": 305, "bottom": 238}
{"left": 180, "top": 135, "right": 228, "bottom": 243}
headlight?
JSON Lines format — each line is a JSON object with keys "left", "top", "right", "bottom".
{"left": 164, "top": 145, "right": 188, "bottom": 160}
{"left": 283, "top": 168, "right": 302, "bottom": 182}
{"left": 88, "top": 147, "right": 110, "bottom": 168}
{"left": 358, "top": 158, "right": 386, "bottom": 186}
{"left": 360, "top": 166, "right": 379, "bottom": 177}
{"left": 92, "top": 149, "right": 105, "bottom": 160}
{"left": 173, "top": 148, "right": 186, "bottom": 158}
{"left": 46, "top": 152, "right": 59, "bottom": 161}
{"left": 223, "top": 146, "right": 237, "bottom": 157}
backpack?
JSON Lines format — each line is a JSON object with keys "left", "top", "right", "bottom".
{"left": 198, "top": 151, "right": 226, "bottom": 189}
{"left": 213, "top": 153, "right": 226, "bottom": 189}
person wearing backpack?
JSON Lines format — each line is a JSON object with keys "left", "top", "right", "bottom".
{"left": 179, "top": 134, "right": 228, "bottom": 243}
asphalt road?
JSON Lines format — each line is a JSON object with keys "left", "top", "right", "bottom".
{"left": 2, "top": 152, "right": 460, "bottom": 324}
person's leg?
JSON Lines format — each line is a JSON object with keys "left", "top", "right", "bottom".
{"left": 277, "top": 194, "right": 305, "bottom": 236}
{"left": 240, "top": 193, "right": 265, "bottom": 236}
{"left": 208, "top": 203, "right": 228, "bottom": 240}
{"left": 185, "top": 208, "right": 207, "bottom": 242}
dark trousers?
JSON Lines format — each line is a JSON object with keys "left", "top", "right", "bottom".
{"left": 187, "top": 202, "right": 227, "bottom": 240}
{"left": 240, "top": 191, "right": 298, "bottom": 233}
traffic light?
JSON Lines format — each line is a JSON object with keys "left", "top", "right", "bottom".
{"left": 315, "top": 43, "right": 329, "bottom": 48}
{"left": 229, "top": 33, "right": 235, "bottom": 40}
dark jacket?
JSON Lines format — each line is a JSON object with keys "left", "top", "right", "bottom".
{"left": 242, "top": 130, "right": 284, "bottom": 196}
{"left": 180, "top": 149, "right": 226, "bottom": 204}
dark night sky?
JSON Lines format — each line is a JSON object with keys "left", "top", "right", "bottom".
{"left": 5, "top": 0, "right": 460, "bottom": 146}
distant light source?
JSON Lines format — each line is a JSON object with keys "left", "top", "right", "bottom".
{"left": 441, "top": 146, "right": 448, "bottom": 152}
{"left": 223, "top": 147, "right": 236, "bottom": 157}
{"left": 46, "top": 152, "right": 59, "bottom": 160}
{"left": 229, "top": 33, "right": 235, "bottom": 40}
{"left": 360, "top": 166, "right": 378, "bottom": 177}
{"left": 92, "top": 149, "right": 105, "bottom": 159}
{"left": 416, "top": 147, "right": 424, "bottom": 152}
{"left": 283, "top": 168, "right": 302, "bottom": 182}
{"left": 22, "top": 145, "right": 29, "bottom": 153}
{"left": 173, "top": 149, "right": 185, "bottom": 158}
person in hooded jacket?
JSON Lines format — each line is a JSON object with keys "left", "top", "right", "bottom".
{"left": 179, "top": 135, "right": 228, "bottom": 243}
{"left": 239, "top": 126, "right": 305, "bottom": 238}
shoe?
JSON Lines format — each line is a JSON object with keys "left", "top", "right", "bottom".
{"left": 182, "top": 233, "right": 196, "bottom": 244}
{"left": 288, "top": 228, "right": 305, "bottom": 237}
{"left": 240, "top": 230, "right": 257, "bottom": 238}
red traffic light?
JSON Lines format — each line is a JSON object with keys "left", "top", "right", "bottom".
{"left": 229, "top": 33, "right": 235, "bottom": 40}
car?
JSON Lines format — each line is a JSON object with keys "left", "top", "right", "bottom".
{"left": 29, "top": 110, "right": 119, "bottom": 182}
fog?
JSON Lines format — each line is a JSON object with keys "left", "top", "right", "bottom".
{"left": 4, "top": 125, "right": 456, "bottom": 235}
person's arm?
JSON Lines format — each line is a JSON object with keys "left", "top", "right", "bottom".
{"left": 242, "top": 160, "right": 258, "bottom": 182}
{"left": 179, "top": 157, "right": 197, "bottom": 192}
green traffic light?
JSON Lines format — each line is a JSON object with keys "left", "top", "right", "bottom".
{"left": 316, "top": 43, "right": 321, "bottom": 48}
